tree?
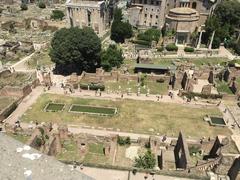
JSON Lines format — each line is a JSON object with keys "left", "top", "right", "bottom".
{"left": 134, "top": 150, "right": 156, "bottom": 169}
{"left": 137, "top": 28, "right": 161, "bottom": 42}
{"left": 20, "top": 3, "right": 28, "bottom": 11}
{"left": 110, "top": 8, "right": 133, "bottom": 43}
{"left": 101, "top": 44, "right": 123, "bottom": 71}
{"left": 51, "top": 10, "right": 65, "bottom": 20}
{"left": 203, "top": 0, "right": 240, "bottom": 49}
{"left": 38, "top": 1, "right": 46, "bottom": 9}
{"left": 49, "top": 27, "right": 101, "bottom": 75}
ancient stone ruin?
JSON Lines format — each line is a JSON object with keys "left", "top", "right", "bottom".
{"left": 174, "top": 131, "right": 191, "bottom": 169}
{"left": 28, "top": 123, "right": 63, "bottom": 156}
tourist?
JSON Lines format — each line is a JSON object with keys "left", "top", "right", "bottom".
{"left": 157, "top": 96, "right": 160, "bottom": 101}
{"left": 162, "top": 135, "right": 167, "bottom": 142}
{"left": 121, "top": 94, "right": 124, "bottom": 99}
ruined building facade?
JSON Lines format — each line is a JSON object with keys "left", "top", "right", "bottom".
{"left": 128, "top": 0, "right": 167, "bottom": 29}
{"left": 66, "top": 0, "right": 117, "bottom": 36}
{"left": 127, "top": 0, "right": 219, "bottom": 45}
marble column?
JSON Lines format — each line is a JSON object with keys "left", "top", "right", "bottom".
{"left": 197, "top": 31, "right": 203, "bottom": 49}
{"left": 208, "top": 30, "right": 215, "bottom": 50}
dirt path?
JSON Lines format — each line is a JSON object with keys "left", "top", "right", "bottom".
{"left": 5, "top": 86, "right": 43, "bottom": 124}
{"left": 11, "top": 52, "right": 36, "bottom": 72}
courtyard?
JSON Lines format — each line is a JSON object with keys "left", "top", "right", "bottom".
{"left": 21, "top": 93, "right": 231, "bottom": 137}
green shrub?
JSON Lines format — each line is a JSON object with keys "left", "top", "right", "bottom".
{"left": 80, "top": 83, "right": 105, "bottom": 91}
{"left": 184, "top": 47, "right": 194, "bottom": 53}
{"left": 51, "top": 10, "right": 65, "bottom": 20}
{"left": 20, "top": 3, "right": 28, "bottom": 11}
{"left": 117, "top": 136, "right": 131, "bottom": 146}
{"left": 134, "top": 150, "right": 156, "bottom": 169}
{"left": 38, "top": 1, "right": 46, "bottom": 8}
{"left": 157, "top": 46, "right": 164, "bottom": 52}
{"left": 131, "top": 39, "right": 151, "bottom": 46}
{"left": 35, "top": 137, "right": 42, "bottom": 147}
{"left": 156, "top": 78, "right": 165, "bottom": 83}
{"left": 166, "top": 43, "right": 178, "bottom": 51}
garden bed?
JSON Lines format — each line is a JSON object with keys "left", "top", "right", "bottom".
{"left": 69, "top": 104, "right": 117, "bottom": 116}
{"left": 44, "top": 103, "right": 65, "bottom": 112}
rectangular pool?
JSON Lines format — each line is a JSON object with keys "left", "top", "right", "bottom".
{"left": 210, "top": 117, "right": 226, "bottom": 127}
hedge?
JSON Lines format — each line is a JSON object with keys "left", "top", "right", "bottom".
{"left": 181, "top": 91, "right": 223, "bottom": 99}
{"left": 156, "top": 78, "right": 165, "bottom": 83}
{"left": 51, "top": 10, "right": 65, "bottom": 20}
{"left": 184, "top": 47, "right": 194, "bottom": 53}
{"left": 131, "top": 39, "right": 151, "bottom": 46}
{"left": 166, "top": 43, "right": 178, "bottom": 51}
{"left": 80, "top": 83, "right": 105, "bottom": 91}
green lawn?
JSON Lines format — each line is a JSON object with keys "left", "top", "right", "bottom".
{"left": 7, "top": 133, "right": 30, "bottom": 144}
{"left": 57, "top": 139, "right": 82, "bottom": 162}
{"left": 105, "top": 80, "right": 169, "bottom": 95}
{"left": 70, "top": 105, "right": 116, "bottom": 115}
{"left": 216, "top": 80, "right": 233, "bottom": 95}
{"left": 88, "top": 143, "right": 104, "bottom": 154}
{"left": 84, "top": 143, "right": 109, "bottom": 164}
{"left": 21, "top": 93, "right": 231, "bottom": 138}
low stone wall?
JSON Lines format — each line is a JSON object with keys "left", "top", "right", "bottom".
{"left": 222, "top": 94, "right": 237, "bottom": 101}
{"left": 82, "top": 71, "right": 171, "bottom": 83}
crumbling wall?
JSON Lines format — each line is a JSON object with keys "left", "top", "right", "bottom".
{"left": 174, "top": 131, "right": 191, "bottom": 169}
{"left": 227, "top": 157, "right": 240, "bottom": 180}
{"left": 0, "top": 85, "right": 32, "bottom": 98}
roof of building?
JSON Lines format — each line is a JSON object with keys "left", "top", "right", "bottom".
{"left": 170, "top": 7, "right": 198, "bottom": 15}
{"left": 134, "top": 64, "right": 176, "bottom": 70}
{"left": 66, "top": 0, "right": 105, "bottom": 8}
{"left": 0, "top": 133, "right": 94, "bottom": 180}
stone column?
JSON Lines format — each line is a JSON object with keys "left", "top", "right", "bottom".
{"left": 208, "top": 30, "right": 215, "bottom": 50}
{"left": 197, "top": 31, "right": 203, "bottom": 49}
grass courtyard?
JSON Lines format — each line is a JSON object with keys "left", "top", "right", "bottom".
{"left": 21, "top": 93, "right": 231, "bottom": 138}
